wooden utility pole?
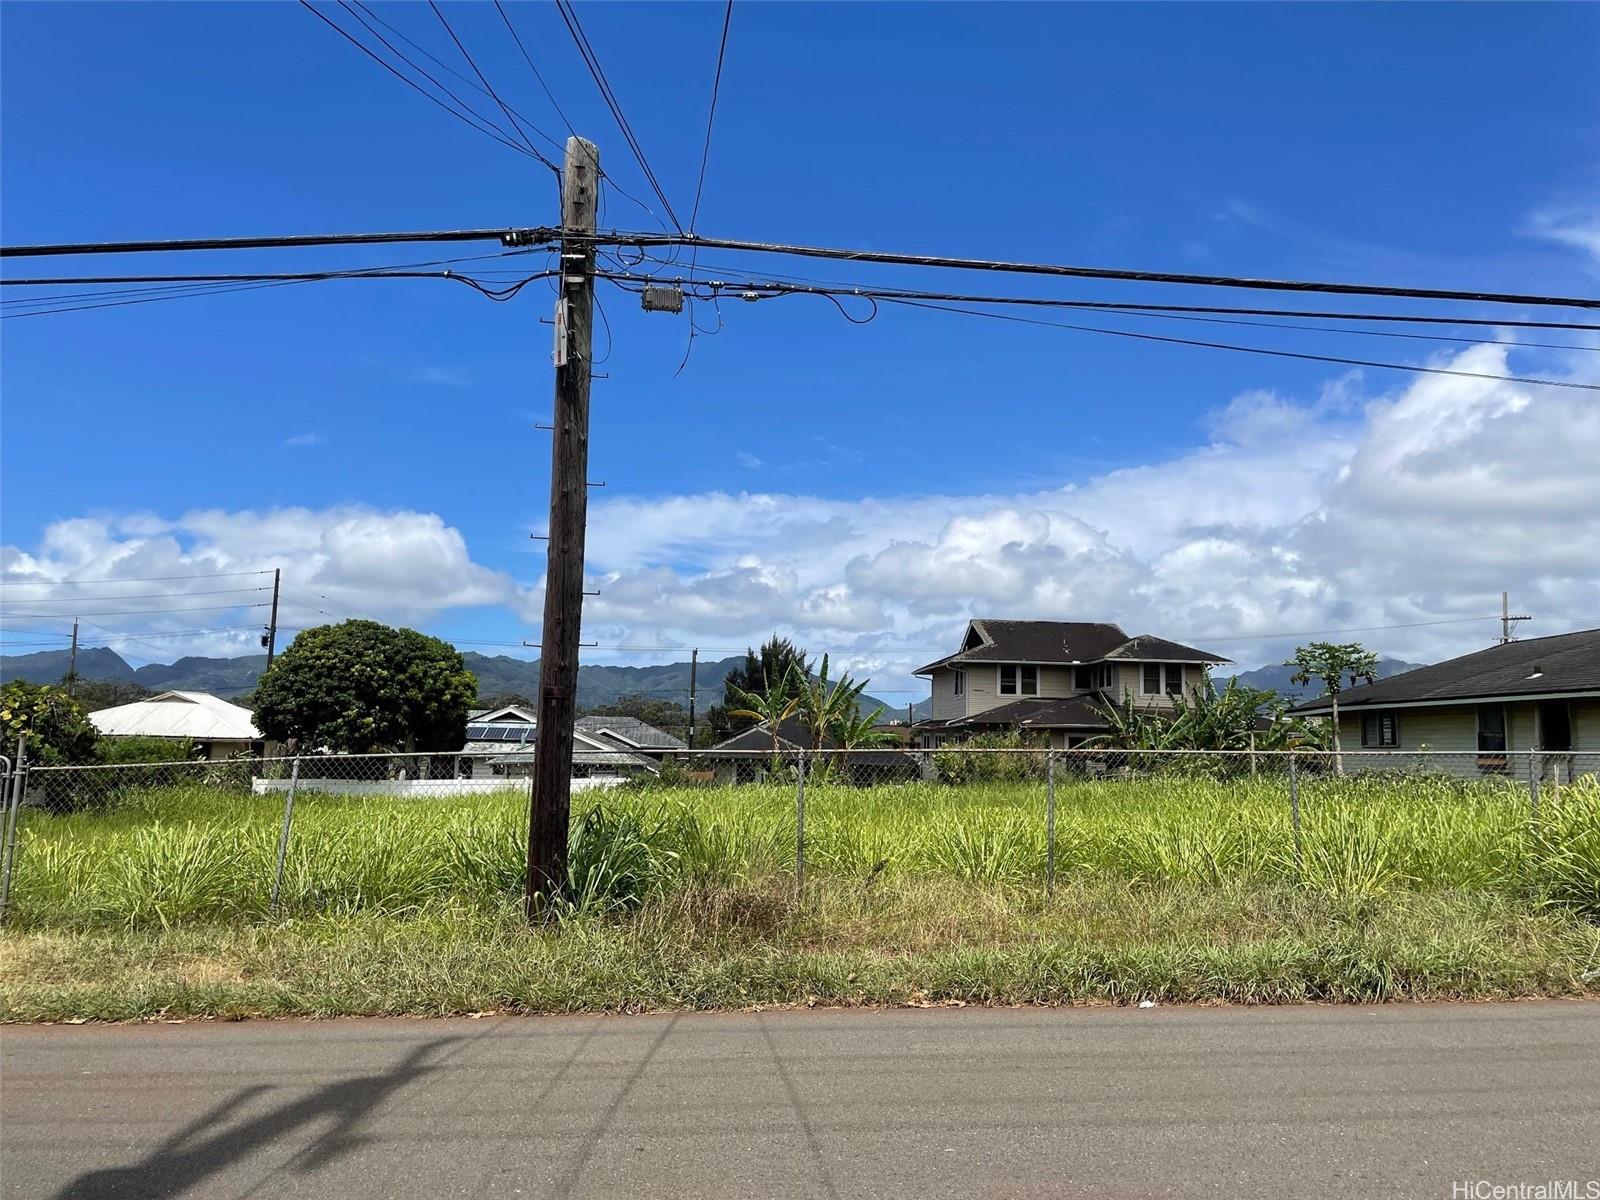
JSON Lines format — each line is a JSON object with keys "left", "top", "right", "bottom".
{"left": 1500, "top": 591, "right": 1530, "bottom": 644}
{"left": 687, "top": 647, "right": 699, "bottom": 748}
{"left": 66, "top": 619, "right": 79, "bottom": 696}
{"left": 265, "top": 568, "right": 281, "bottom": 668}
{"left": 528, "top": 136, "right": 599, "bottom": 920}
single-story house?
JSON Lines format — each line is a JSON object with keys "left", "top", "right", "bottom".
{"left": 88, "top": 690, "right": 264, "bottom": 759}
{"left": 574, "top": 715, "right": 687, "bottom": 759}
{"left": 462, "top": 704, "right": 657, "bottom": 778}
{"left": 703, "top": 716, "right": 921, "bottom": 785}
{"left": 1285, "top": 628, "right": 1600, "bottom": 780}
{"left": 913, "top": 619, "right": 1230, "bottom": 749}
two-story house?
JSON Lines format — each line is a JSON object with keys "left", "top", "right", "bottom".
{"left": 913, "top": 619, "right": 1229, "bottom": 749}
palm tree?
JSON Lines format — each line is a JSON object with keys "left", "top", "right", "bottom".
{"left": 833, "top": 704, "right": 894, "bottom": 749}
{"left": 727, "top": 663, "right": 804, "bottom": 759}
{"left": 796, "top": 654, "right": 872, "bottom": 752}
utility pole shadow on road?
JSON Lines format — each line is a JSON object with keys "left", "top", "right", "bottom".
{"left": 52, "top": 1038, "right": 461, "bottom": 1200}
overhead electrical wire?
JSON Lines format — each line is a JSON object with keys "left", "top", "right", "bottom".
{"left": 597, "top": 270, "right": 1597, "bottom": 389}
{"left": 554, "top": 0, "right": 685, "bottom": 232}
{"left": 349, "top": 0, "right": 562, "bottom": 154}
{"left": 879, "top": 297, "right": 1600, "bottom": 392}
{"left": 491, "top": 0, "right": 669, "bottom": 233}
{"left": 602, "top": 247, "right": 1600, "bottom": 332}
{"left": 300, "top": 0, "right": 557, "bottom": 170}
{"left": 0, "top": 587, "right": 270, "bottom": 605}
{"left": 597, "top": 231, "right": 1600, "bottom": 310}
{"left": 425, "top": 0, "right": 554, "bottom": 165}
{"left": 0, "top": 603, "right": 271, "bottom": 618}
{"left": 599, "top": 270, "right": 1599, "bottom": 353}
{"left": 0, "top": 226, "right": 555, "bottom": 259}
{"left": 0, "top": 569, "right": 272, "bottom": 586}
{"left": 2, "top": 268, "right": 556, "bottom": 319}
{"left": 674, "top": 0, "right": 736, "bottom": 374}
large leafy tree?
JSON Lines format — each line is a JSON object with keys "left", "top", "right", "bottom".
{"left": 1286, "top": 641, "right": 1379, "bottom": 770}
{"left": 0, "top": 680, "right": 99, "bottom": 765}
{"left": 252, "top": 621, "right": 477, "bottom": 753}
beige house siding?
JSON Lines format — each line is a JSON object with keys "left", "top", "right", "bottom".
{"left": 1571, "top": 701, "right": 1600, "bottom": 752}
{"left": 1336, "top": 699, "right": 1600, "bottom": 782}
{"left": 929, "top": 667, "right": 967, "bottom": 723}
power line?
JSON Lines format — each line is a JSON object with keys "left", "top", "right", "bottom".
{"left": 603, "top": 248, "right": 1600, "bottom": 332}
{"left": 0, "top": 226, "right": 555, "bottom": 259}
{"left": 425, "top": 0, "right": 557, "bottom": 165}
{"left": 601, "top": 268, "right": 1599, "bottom": 352}
{"left": 0, "top": 587, "right": 269, "bottom": 605}
{"left": 2, "top": 269, "right": 554, "bottom": 319}
{"left": 554, "top": 0, "right": 685, "bottom": 232}
{"left": 879, "top": 297, "right": 1600, "bottom": 392}
{"left": 349, "top": 0, "right": 562, "bottom": 153}
{"left": 0, "top": 603, "right": 270, "bottom": 618}
{"left": 300, "top": 0, "right": 556, "bottom": 169}
{"left": 0, "top": 569, "right": 271, "bottom": 586}
{"left": 599, "top": 231, "right": 1600, "bottom": 310}
{"left": 688, "top": 2, "right": 733, "bottom": 235}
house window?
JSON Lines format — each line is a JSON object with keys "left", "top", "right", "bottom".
{"left": 1142, "top": 664, "right": 1186, "bottom": 696}
{"left": 1476, "top": 705, "right": 1506, "bottom": 753}
{"left": 1361, "top": 710, "right": 1399, "bottom": 748}
{"left": 952, "top": 669, "right": 965, "bottom": 697}
{"left": 1074, "top": 664, "right": 1113, "bottom": 690}
{"left": 999, "top": 664, "right": 1038, "bottom": 696}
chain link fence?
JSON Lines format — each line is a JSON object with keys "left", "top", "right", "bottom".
{"left": 1, "top": 746, "right": 1595, "bottom": 926}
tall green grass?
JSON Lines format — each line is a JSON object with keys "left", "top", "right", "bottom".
{"left": 6, "top": 774, "right": 1597, "bottom": 930}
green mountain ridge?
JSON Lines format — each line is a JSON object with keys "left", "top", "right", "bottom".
{"left": 1, "top": 647, "right": 917, "bottom": 717}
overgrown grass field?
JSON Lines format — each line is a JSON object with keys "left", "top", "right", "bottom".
{"left": 4, "top": 773, "right": 1597, "bottom": 1019}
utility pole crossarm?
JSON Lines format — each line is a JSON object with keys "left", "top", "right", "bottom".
{"left": 527, "top": 136, "right": 599, "bottom": 920}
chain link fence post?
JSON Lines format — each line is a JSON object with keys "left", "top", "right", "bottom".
{"left": 1528, "top": 751, "right": 1540, "bottom": 825}
{"left": 269, "top": 756, "right": 302, "bottom": 918}
{"left": 794, "top": 750, "right": 807, "bottom": 894}
{"left": 1288, "top": 749, "right": 1303, "bottom": 876}
{"left": 1045, "top": 749, "right": 1057, "bottom": 894}
{"left": 0, "top": 742, "right": 21, "bottom": 926}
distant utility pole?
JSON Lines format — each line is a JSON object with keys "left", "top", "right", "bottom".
{"left": 67, "top": 619, "right": 79, "bottom": 696}
{"left": 264, "top": 568, "right": 281, "bottom": 668}
{"left": 528, "top": 135, "right": 599, "bottom": 922}
{"left": 1500, "top": 591, "right": 1530, "bottom": 644}
{"left": 687, "top": 647, "right": 699, "bottom": 748}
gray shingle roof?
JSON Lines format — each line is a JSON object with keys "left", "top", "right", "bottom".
{"left": 915, "top": 619, "right": 1227, "bottom": 674}
{"left": 1286, "top": 628, "right": 1600, "bottom": 714}
{"left": 575, "top": 716, "right": 687, "bottom": 750}
{"left": 951, "top": 695, "right": 1112, "bottom": 729}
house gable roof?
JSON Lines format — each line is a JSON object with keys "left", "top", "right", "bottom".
{"left": 1286, "top": 628, "right": 1600, "bottom": 715}
{"left": 89, "top": 690, "right": 262, "bottom": 741}
{"left": 914, "top": 619, "right": 1227, "bottom": 674}
{"left": 710, "top": 715, "right": 818, "bottom": 753}
{"left": 574, "top": 715, "right": 687, "bottom": 750}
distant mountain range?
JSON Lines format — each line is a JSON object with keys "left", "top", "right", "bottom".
{"left": 0, "top": 647, "right": 916, "bottom": 718}
{"left": 1221, "top": 657, "right": 1426, "bottom": 703}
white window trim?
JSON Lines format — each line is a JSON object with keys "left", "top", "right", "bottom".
{"left": 1140, "top": 663, "right": 1164, "bottom": 696}
{"left": 998, "top": 664, "right": 1040, "bottom": 697}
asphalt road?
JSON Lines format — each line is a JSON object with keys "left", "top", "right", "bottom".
{"left": 4, "top": 1002, "right": 1598, "bottom": 1199}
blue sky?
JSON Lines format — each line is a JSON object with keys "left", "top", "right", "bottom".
{"left": 3, "top": 2, "right": 1598, "bottom": 695}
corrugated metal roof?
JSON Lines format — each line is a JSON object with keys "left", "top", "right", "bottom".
{"left": 89, "top": 691, "right": 261, "bottom": 741}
